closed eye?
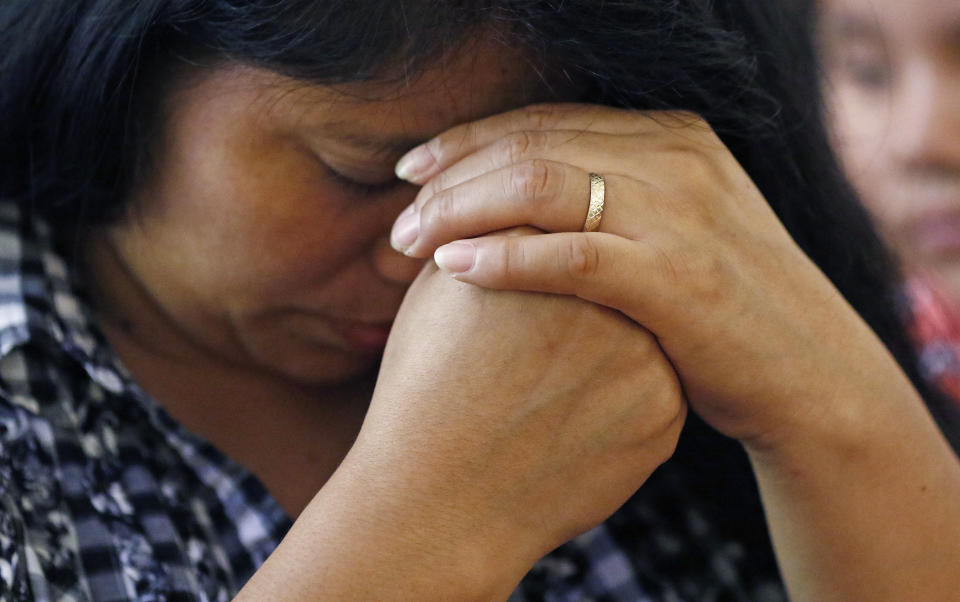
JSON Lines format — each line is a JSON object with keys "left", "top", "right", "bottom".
{"left": 322, "top": 164, "right": 403, "bottom": 196}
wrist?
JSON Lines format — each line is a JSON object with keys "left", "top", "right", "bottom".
{"left": 247, "top": 451, "right": 536, "bottom": 601}
{"left": 741, "top": 363, "right": 935, "bottom": 475}
{"left": 737, "top": 365, "right": 960, "bottom": 602}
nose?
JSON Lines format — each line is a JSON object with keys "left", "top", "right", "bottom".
{"left": 371, "top": 235, "right": 427, "bottom": 283}
{"left": 890, "top": 60, "right": 960, "bottom": 168}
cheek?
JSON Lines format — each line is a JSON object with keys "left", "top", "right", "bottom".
{"left": 142, "top": 110, "right": 411, "bottom": 305}
{"left": 131, "top": 180, "right": 374, "bottom": 315}
{"left": 827, "top": 86, "right": 894, "bottom": 174}
{"left": 212, "top": 198, "right": 377, "bottom": 298}
{"left": 193, "top": 152, "right": 375, "bottom": 281}
{"left": 825, "top": 86, "right": 908, "bottom": 225}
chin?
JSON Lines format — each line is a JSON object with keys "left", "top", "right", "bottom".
{"left": 256, "top": 344, "right": 381, "bottom": 386}
{"left": 235, "top": 316, "right": 385, "bottom": 386}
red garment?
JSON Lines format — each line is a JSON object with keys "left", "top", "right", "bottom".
{"left": 906, "top": 275, "right": 960, "bottom": 404}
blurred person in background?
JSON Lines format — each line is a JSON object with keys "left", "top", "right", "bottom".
{"left": 818, "top": 0, "right": 960, "bottom": 399}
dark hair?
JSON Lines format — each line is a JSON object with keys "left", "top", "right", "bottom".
{"left": 3, "top": 0, "right": 959, "bottom": 588}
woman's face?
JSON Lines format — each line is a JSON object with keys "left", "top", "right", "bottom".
{"left": 101, "top": 40, "right": 551, "bottom": 385}
{"left": 819, "top": 0, "right": 960, "bottom": 297}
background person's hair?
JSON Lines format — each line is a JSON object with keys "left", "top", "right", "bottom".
{"left": 3, "top": 0, "right": 958, "bottom": 584}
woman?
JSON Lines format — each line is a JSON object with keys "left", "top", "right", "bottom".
{"left": 817, "top": 0, "right": 960, "bottom": 401}
{"left": 1, "top": 1, "right": 958, "bottom": 600}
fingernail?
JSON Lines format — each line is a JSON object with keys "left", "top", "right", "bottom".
{"left": 395, "top": 145, "right": 433, "bottom": 181}
{"left": 434, "top": 242, "right": 476, "bottom": 274}
{"left": 391, "top": 212, "right": 420, "bottom": 251}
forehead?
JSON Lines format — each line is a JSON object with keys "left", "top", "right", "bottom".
{"left": 189, "top": 36, "right": 562, "bottom": 153}
{"left": 818, "top": 0, "right": 960, "bottom": 42}
{"left": 324, "top": 37, "right": 558, "bottom": 145}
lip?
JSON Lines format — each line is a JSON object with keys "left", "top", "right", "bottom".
{"left": 907, "top": 209, "right": 960, "bottom": 258}
{"left": 327, "top": 317, "right": 394, "bottom": 353}
{"left": 282, "top": 308, "right": 395, "bottom": 354}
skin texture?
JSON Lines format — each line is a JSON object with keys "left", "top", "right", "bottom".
{"left": 820, "top": 0, "right": 960, "bottom": 302}
{"left": 83, "top": 39, "right": 565, "bottom": 515}
{"left": 390, "top": 105, "right": 898, "bottom": 445}
{"left": 84, "top": 38, "right": 689, "bottom": 599}
{"left": 388, "top": 103, "right": 960, "bottom": 600}
{"left": 240, "top": 264, "right": 686, "bottom": 600}
{"left": 82, "top": 25, "right": 960, "bottom": 602}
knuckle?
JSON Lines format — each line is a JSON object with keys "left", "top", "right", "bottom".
{"left": 500, "top": 237, "right": 527, "bottom": 283}
{"left": 420, "top": 171, "right": 447, "bottom": 204}
{"left": 651, "top": 410, "right": 685, "bottom": 463}
{"left": 617, "top": 352, "right": 685, "bottom": 461}
{"left": 676, "top": 110, "right": 720, "bottom": 141}
{"left": 654, "top": 109, "right": 709, "bottom": 131}
{"left": 653, "top": 376, "right": 686, "bottom": 429}
{"left": 672, "top": 145, "right": 713, "bottom": 177}
{"left": 504, "top": 131, "right": 532, "bottom": 164}
{"left": 441, "top": 125, "right": 475, "bottom": 160}
{"left": 501, "top": 130, "right": 544, "bottom": 164}
{"left": 641, "top": 379, "right": 686, "bottom": 448}
{"left": 562, "top": 236, "right": 602, "bottom": 279}
{"left": 669, "top": 109, "right": 706, "bottom": 125}
{"left": 420, "top": 136, "right": 446, "bottom": 169}
{"left": 662, "top": 149, "right": 721, "bottom": 213}
{"left": 520, "top": 104, "right": 558, "bottom": 130}
{"left": 509, "top": 159, "right": 557, "bottom": 206}
{"left": 419, "top": 188, "right": 458, "bottom": 235}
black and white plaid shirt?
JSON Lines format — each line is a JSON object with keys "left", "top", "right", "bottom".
{"left": 0, "top": 200, "right": 787, "bottom": 601}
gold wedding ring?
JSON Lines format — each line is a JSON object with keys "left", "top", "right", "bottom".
{"left": 583, "top": 173, "right": 605, "bottom": 232}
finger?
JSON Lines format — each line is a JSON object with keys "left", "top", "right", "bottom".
{"left": 408, "top": 130, "right": 638, "bottom": 214}
{"left": 407, "top": 117, "right": 723, "bottom": 217}
{"left": 395, "top": 104, "right": 703, "bottom": 184}
{"left": 372, "top": 237, "right": 427, "bottom": 283}
{"left": 430, "top": 232, "right": 686, "bottom": 331}
{"left": 393, "top": 163, "right": 653, "bottom": 257}
{"left": 488, "top": 225, "right": 544, "bottom": 237}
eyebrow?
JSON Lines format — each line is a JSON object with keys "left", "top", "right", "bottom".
{"left": 823, "top": 14, "right": 883, "bottom": 41}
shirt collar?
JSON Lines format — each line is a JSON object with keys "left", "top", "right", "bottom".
{"left": 0, "top": 202, "right": 129, "bottom": 397}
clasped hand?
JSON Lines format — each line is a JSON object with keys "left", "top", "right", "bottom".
{"left": 388, "top": 103, "right": 894, "bottom": 448}
{"left": 332, "top": 102, "right": 931, "bottom": 596}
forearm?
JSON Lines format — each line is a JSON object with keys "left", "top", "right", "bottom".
{"left": 747, "top": 370, "right": 960, "bottom": 601}
{"left": 234, "top": 455, "right": 528, "bottom": 601}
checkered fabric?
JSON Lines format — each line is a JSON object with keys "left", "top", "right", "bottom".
{"left": 0, "top": 200, "right": 788, "bottom": 601}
